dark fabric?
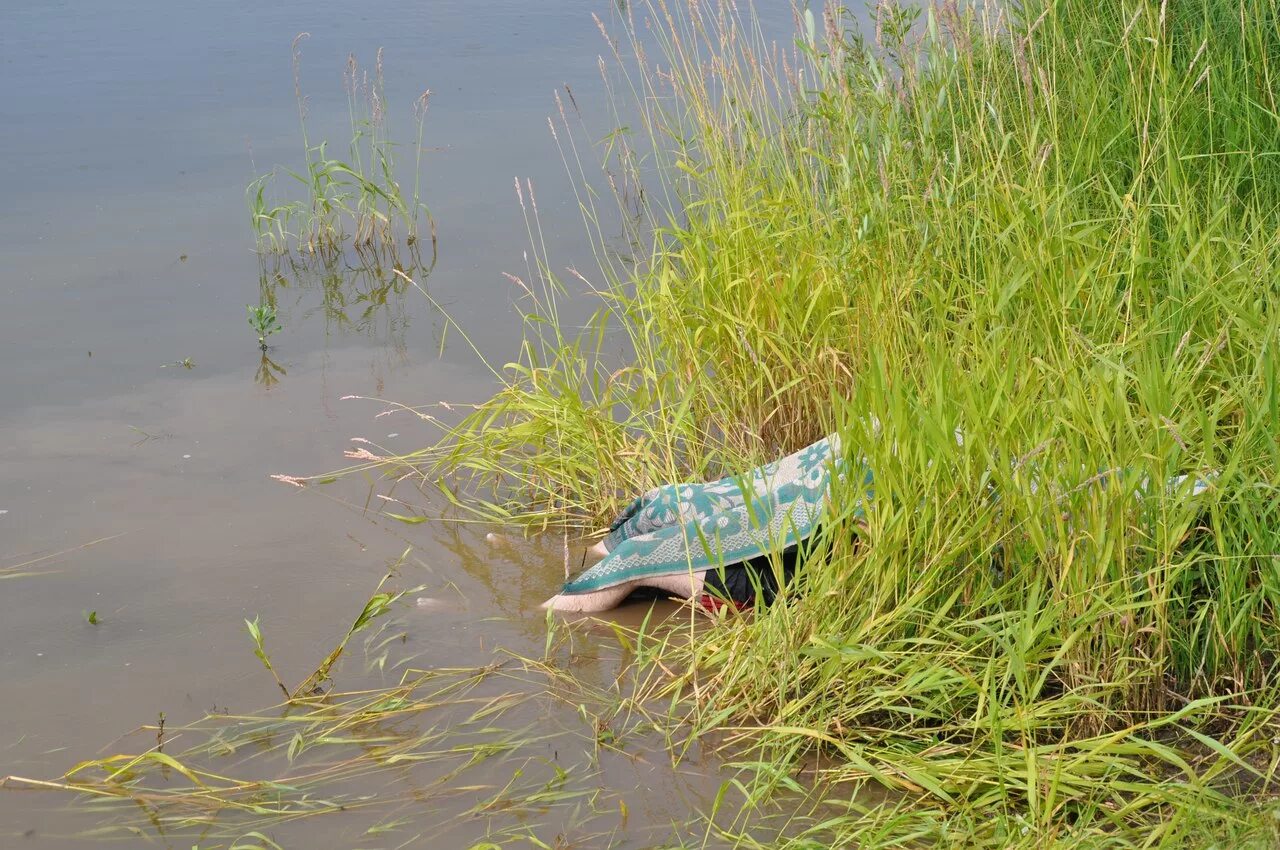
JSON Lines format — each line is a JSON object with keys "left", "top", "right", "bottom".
{"left": 615, "top": 533, "right": 835, "bottom": 608}
{"left": 702, "top": 545, "right": 802, "bottom": 607}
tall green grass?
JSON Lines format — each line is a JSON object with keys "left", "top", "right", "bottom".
{"left": 341, "top": 0, "right": 1280, "bottom": 844}
{"left": 248, "top": 36, "right": 435, "bottom": 258}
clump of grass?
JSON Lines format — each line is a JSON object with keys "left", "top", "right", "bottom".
{"left": 342, "top": 0, "right": 1280, "bottom": 844}
{"left": 248, "top": 35, "right": 436, "bottom": 259}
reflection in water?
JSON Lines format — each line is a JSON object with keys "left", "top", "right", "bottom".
{"left": 252, "top": 241, "right": 435, "bottom": 388}
{"left": 260, "top": 240, "right": 435, "bottom": 342}
{"left": 254, "top": 350, "right": 288, "bottom": 389}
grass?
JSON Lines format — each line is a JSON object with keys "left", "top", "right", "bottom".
{"left": 3, "top": 664, "right": 574, "bottom": 842}
{"left": 247, "top": 35, "right": 436, "bottom": 258}
{"left": 328, "top": 0, "right": 1280, "bottom": 845}
{"left": 0, "top": 533, "right": 126, "bottom": 582}
{"left": 0, "top": 583, "right": 773, "bottom": 848}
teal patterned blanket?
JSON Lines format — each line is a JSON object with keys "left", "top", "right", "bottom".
{"left": 562, "top": 435, "right": 866, "bottom": 594}
{"left": 559, "top": 433, "right": 1215, "bottom": 596}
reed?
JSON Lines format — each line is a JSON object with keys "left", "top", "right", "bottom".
{"left": 247, "top": 36, "right": 436, "bottom": 258}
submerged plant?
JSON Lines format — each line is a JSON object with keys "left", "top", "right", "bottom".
{"left": 0, "top": 581, "right": 714, "bottom": 848}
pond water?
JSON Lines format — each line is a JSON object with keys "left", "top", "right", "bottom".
{"left": 0, "top": 1, "right": 804, "bottom": 847}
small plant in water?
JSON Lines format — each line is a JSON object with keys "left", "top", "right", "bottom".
{"left": 246, "top": 36, "right": 435, "bottom": 259}
{"left": 244, "top": 615, "right": 289, "bottom": 699}
{"left": 246, "top": 304, "right": 281, "bottom": 350}
{"left": 83, "top": 610, "right": 98, "bottom": 625}
{"left": 162, "top": 357, "right": 196, "bottom": 370}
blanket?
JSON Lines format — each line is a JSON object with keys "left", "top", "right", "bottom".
{"left": 561, "top": 435, "right": 867, "bottom": 594}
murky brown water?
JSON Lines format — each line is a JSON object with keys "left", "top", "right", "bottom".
{"left": 0, "top": 1, "right": 804, "bottom": 847}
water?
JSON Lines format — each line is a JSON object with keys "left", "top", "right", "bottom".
{"left": 0, "top": 1, "right": 802, "bottom": 846}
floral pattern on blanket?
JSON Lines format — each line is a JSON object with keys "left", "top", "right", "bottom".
{"left": 562, "top": 434, "right": 866, "bottom": 594}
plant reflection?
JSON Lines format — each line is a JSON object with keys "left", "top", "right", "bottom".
{"left": 252, "top": 240, "right": 435, "bottom": 387}
{"left": 255, "top": 351, "right": 288, "bottom": 389}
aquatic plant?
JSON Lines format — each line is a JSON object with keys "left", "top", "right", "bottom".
{"left": 244, "top": 615, "right": 290, "bottom": 699}
{"left": 330, "top": 0, "right": 1280, "bottom": 844}
{"left": 246, "top": 303, "right": 281, "bottom": 350}
{"left": 247, "top": 35, "right": 436, "bottom": 258}
{"left": 289, "top": 565, "right": 421, "bottom": 699}
{"left": 2, "top": 665, "right": 576, "bottom": 840}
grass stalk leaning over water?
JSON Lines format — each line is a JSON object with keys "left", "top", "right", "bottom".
{"left": 0, "top": 610, "right": 728, "bottom": 847}
{"left": 338, "top": 0, "right": 1280, "bottom": 845}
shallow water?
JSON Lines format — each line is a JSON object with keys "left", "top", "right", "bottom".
{"left": 0, "top": 1, "right": 802, "bottom": 847}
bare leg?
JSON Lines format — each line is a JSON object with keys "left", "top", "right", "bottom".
{"left": 643, "top": 571, "right": 707, "bottom": 599}
{"left": 541, "top": 570, "right": 706, "bottom": 613}
{"left": 588, "top": 540, "right": 609, "bottom": 558}
{"left": 541, "top": 584, "right": 633, "bottom": 612}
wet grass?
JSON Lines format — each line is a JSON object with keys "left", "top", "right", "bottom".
{"left": 5, "top": 669, "right": 580, "bottom": 846}
{"left": 323, "top": 0, "right": 1280, "bottom": 845}
{"left": 248, "top": 35, "right": 436, "bottom": 259}
{"left": 0, "top": 585, "right": 780, "bottom": 849}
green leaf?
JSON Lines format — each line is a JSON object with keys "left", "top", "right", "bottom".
{"left": 384, "top": 512, "right": 426, "bottom": 524}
